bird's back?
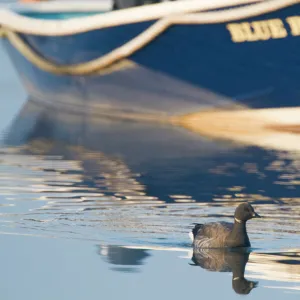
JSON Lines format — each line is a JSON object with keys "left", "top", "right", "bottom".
{"left": 192, "top": 222, "right": 233, "bottom": 249}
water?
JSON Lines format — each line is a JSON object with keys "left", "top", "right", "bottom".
{"left": 0, "top": 44, "right": 299, "bottom": 299}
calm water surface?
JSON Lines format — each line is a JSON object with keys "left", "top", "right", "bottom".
{"left": 0, "top": 44, "right": 299, "bottom": 299}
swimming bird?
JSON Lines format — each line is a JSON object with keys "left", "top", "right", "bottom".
{"left": 190, "top": 203, "right": 261, "bottom": 249}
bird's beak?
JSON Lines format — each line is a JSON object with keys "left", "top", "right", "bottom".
{"left": 252, "top": 211, "right": 261, "bottom": 218}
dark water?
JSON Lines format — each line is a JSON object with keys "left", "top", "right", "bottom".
{"left": 0, "top": 45, "right": 299, "bottom": 299}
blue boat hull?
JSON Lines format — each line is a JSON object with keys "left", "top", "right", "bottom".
{"left": 2, "top": 2, "right": 300, "bottom": 116}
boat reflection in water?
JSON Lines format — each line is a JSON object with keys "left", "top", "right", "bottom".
{"left": 4, "top": 96, "right": 300, "bottom": 206}
{"left": 190, "top": 248, "right": 258, "bottom": 295}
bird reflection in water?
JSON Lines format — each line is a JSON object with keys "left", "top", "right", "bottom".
{"left": 98, "top": 245, "right": 151, "bottom": 273}
{"left": 190, "top": 248, "right": 258, "bottom": 295}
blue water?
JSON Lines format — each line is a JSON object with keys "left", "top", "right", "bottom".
{"left": 0, "top": 42, "right": 299, "bottom": 299}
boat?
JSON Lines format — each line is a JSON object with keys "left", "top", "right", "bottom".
{"left": 0, "top": 0, "right": 300, "bottom": 121}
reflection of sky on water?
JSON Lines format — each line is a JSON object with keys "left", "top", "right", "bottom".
{"left": 0, "top": 235, "right": 299, "bottom": 300}
{"left": 0, "top": 97, "right": 298, "bottom": 297}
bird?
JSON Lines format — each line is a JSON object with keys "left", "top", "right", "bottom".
{"left": 190, "top": 247, "right": 258, "bottom": 295}
{"left": 189, "top": 202, "right": 261, "bottom": 249}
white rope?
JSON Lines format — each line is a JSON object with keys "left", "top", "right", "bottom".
{"left": 0, "top": 0, "right": 298, "bottom": 75}
{"left": 0, "top": 0, "right": 263, "bottom": 36}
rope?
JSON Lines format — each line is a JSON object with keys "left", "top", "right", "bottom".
{"left": 0, "top": 0, "right": 298, "bottom": 75}
{"left": 0, "top": 0, "right": 261, "bottom": 36}
{"left": 0, "top": 26, "right": 4, "bottom": 38}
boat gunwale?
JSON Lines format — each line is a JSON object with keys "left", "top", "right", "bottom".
{"left": 0, "top": 0, "right": 113, "bottom": 13}
{"left": 0, "top": 0, "right": 266, "bottom": 36}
